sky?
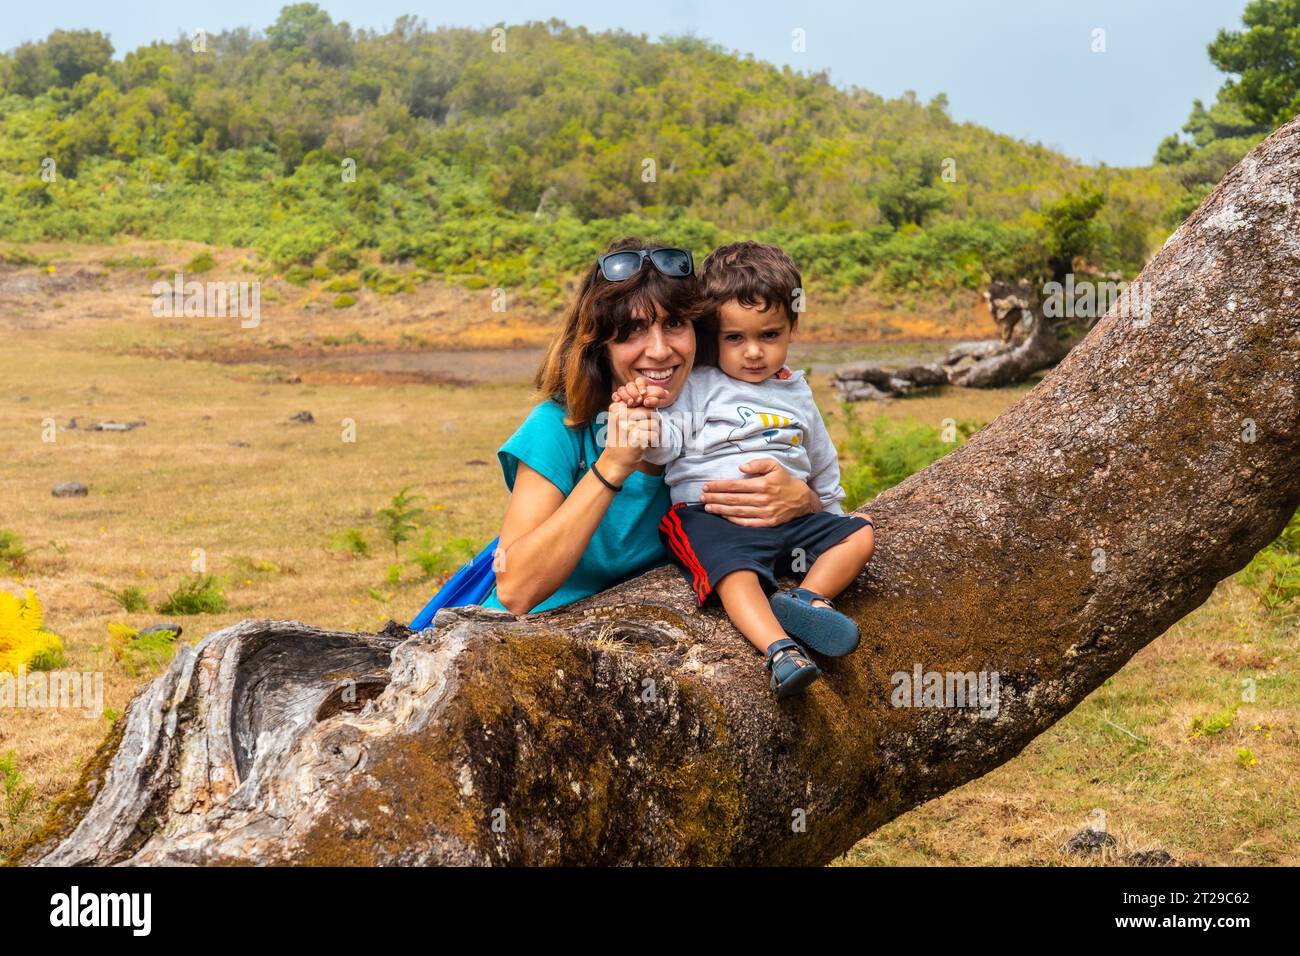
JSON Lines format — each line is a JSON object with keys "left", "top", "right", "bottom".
{"left": 0, "top": 0, "right": 1255, "bottom": 167}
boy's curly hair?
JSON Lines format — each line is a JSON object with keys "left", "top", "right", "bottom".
{"left": 692, "top": 241, "right": 804, "bottom": 367}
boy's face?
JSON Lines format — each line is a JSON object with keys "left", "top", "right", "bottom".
{"left": 715, "top": 298, "right": 795, "bottom": 383}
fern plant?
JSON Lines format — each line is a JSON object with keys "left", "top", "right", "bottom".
{"left": 376, "top": 487, "right": 426, "bottom": 558}
{"left": 0, "top": 589, "right": 66, "bottom": 674}
{"left": 106, "top": 622, "right": 180, "bottom": 677}
{"left": 1, "top": 750, "right": 35, "bottom": 832}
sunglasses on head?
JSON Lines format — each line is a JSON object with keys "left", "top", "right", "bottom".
{"left": 595, "top": 247, "right": 694, "bottom": 282}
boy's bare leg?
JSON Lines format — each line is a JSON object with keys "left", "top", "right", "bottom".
{"left": 797, "top": 523, "right": 875, "bottom": 605}
{"left": 714, "top": 569, "right": 802, "bottom": 657}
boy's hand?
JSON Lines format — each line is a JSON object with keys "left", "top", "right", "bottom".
{"left": 611, "top": 375, "right": 671, "bottom": 409}
{"left": 611, "top": 378, "right": 646, "bottom": 408}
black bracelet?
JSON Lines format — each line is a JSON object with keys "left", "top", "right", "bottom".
{"left": 590, "top": 461, "right": 623, "bottom": 493}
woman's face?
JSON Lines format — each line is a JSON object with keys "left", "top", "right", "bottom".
{"left": 605, "top": 303, "right": 696, "bottom": 405}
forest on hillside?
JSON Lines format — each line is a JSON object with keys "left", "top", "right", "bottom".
{"left": 0, "top": 2, "right": 1294, "bottom": 307}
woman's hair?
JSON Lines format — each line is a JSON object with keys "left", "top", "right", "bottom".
{"left": 535, "top": 236, "right": 706, "bottom": 426}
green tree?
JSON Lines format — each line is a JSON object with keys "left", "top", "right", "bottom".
{"left": 44, "top": 30, "right": 114, "bottom": 88}
{"left": 4, "top": 42, "right": 56, "bottom": 96}
{"left": 1208, "top": 0, "right": 1300, "bottom": 128}
{"left": 1182, "top": 98, "right": 1269, "bottom": 147}
{"left": 376, "top": 487, "right": 426, "bottom": 558}
{"left": 874, "top": 151, "right": 950, "bottom": 229}
{"left": 266, "top": 3, "right": 353, "bottom": 65}
{"left": 1042, "top": 189, "right": 1106, "bottom": 284}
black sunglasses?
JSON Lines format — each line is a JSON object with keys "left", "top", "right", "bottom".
{"left": 595, "top": 247, "right": 694, "bottom": 282}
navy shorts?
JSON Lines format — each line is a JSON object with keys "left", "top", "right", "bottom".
{"left": 657, "top": 502, "right": 873, "bottom": 608}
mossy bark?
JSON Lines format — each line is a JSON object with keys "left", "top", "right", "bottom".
{"left": 17, "top": 115, "right": 1300, "bottom": 866}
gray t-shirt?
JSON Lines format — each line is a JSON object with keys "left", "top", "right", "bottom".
{"left": 640, "top": 364, "right": 848, "bottom": 515}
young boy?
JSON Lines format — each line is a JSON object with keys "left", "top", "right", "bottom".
{"left": 612, "top": 241, "right": 875, "bottom": 698}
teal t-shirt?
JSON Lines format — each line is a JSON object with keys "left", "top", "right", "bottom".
{"left": 481, "top": 399, "right": 672, "bottom": 614}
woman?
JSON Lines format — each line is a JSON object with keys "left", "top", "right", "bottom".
{"left": 482, "top": 236, "right": 826, "bottom": 616}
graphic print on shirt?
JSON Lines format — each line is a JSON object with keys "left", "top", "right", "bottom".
{"left": 725, "top": 406, "right": 803, "bottom": 449}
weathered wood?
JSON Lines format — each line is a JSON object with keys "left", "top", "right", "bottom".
{"left": 947, "top": 308, "right": 1072, "bottom": 388}
{"left": 16, "top": 115, "right": 1300, "bottom": 866}
{"left": 832, "top": 361, "right": 949, "bottom": 400}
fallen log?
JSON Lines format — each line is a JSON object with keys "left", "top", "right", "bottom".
{"left": 833, "top": 361, "right": 950, "bottom": 400}
{"left": 15, "top": 115, "right": 1300, "bottom": 866}
{"left": 946, "top": 308, "right": 1072, "bottom": 388}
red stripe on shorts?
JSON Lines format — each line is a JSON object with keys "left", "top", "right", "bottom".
{"left": 659, "top": 509, "right": 709, "bottom": 603}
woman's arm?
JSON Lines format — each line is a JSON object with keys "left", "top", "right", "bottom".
{"left": 699, "top": 458, "right": 821, "bottom": 527}
{"left": 492, "top": 403, "right": 651, "bottom": 615}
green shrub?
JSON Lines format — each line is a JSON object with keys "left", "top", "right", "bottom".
{"left": 377, "top": 487, "right": 426, "bottom": 557}
{"left": 0, "top": 247, "right": 42, "bottom": 267}
{"left": 1236, "top": 507, "right": 1300, "bottom": 614}
{"left": 329, "top": 528, "right": 370, "bottom": 558}
{"left": 90, "top": 582, "right": 151, "bottom": 612}
{"left": 185, "top": 249, "right": 216, "bottom": 273}
{"left": 265, "top": 226, "right": 334, "bottom": 268}
{"left": 1, "top": 750, "right": 36, "bottom": 832}
{"left": 410, "top": 534, "right": 478, "bottom": 580}
{"left": 0, "top": 529, "right": 27, "bottom": 573}
{"left": 839, "top": 405, "right": 986, "bottom": 511}
{"left": 230, "top": 555, "right": 280, "bottom": 581}
{"left": 326, "top": 248, "right": 360, "bottom": 273}
{"left": 362, "top": 268, "right": 413, "bottom": 295}
{"left": 156, "top": 574, "right": 228, "bottom": 615}
{"left": 283, "top": 264, "right": 314, "bottom": 285}
{"left": 332, "top": 293, "right": 357, "bottom": 308}
{"left": 1190, "top": 704, "right": 1238, "bottom": 738}
{"left": 325, "top": 274, "right": 360, "bottom": 293}
{"left": 322, "top": 330, "right": 369, "bottom": 345}
{"left": 107, "top": 623, "right": 180, "bottom": 677}
{"left": 102, "top": 253, "right": 159, "bottom": 269}
{"left": 0, "top": 15, "right": 1182, "bottom": 307}
{"left": 27, "top": 643, "right": 68, "bottom": 671}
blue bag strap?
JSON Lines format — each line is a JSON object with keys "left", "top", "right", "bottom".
{"left": 409, "top": 535, "right": 500, "bottom": 631}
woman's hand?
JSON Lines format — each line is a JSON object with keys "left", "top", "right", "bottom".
{"left": 602, "top": 375, "right": 670, "bottom": 472}
{"left": 600, "top": 400, "right": 659, "bottom": 473}
{"left": 699, "top": 458, "right": 820, "bottom": 527}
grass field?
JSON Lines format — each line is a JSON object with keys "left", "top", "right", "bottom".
{"left": 1, "top": 245, "right": 1295, "bottom": 864}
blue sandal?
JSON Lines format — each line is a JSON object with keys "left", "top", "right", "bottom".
{"left": 770, "top": 586, "right": 860, "bottom": 657}
{"left": 764, "top": 637, "right": 822, "bottom": 698}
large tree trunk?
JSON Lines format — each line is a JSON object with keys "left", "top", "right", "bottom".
{"left": 16, "top": 117, "right": 1300, "bottom": 867}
